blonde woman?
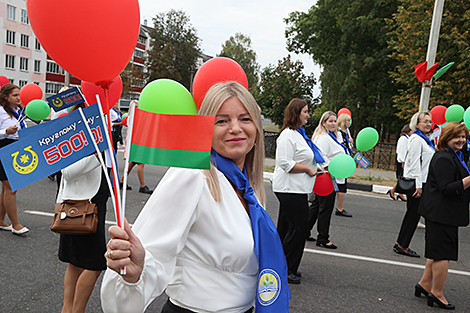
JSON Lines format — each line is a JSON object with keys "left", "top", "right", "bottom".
{"left": 335, "top": 113, "right": 354, "bottom": 217}
{"left": 101, "top": 82, "right": 289, "bottom": 313}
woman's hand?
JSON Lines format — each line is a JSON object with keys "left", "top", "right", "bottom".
{"left": 106, "top": 218, "right": 145, "bottom": 283}
{"left": 6, "top": 126, "right": 18, "bottom": 135}
{"left": 412, "top": 188, "right": 423, "bottom": 198}
{"left": 306, "top": 166, "right": 318, "bottom": 177}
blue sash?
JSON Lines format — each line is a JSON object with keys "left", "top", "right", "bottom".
{"left": 11, "top": 108, "right": 26, "bottom": 129}
{"left": 414, "top": 129, "right": 435, "bottom": 150}
{"left": 447, "top": 145, "right": 470, "bottom": 175}
{"left": 211, "top": 149, "right": 290, "bottom": 312}
{"left": 111, "top": 108, "right": 122, "bottom": 122}
{"left": 297, "top": 127, "right": 324, "bottom": 163}
{"left": 328, "top": 131, "right": 349, "bottom": 154}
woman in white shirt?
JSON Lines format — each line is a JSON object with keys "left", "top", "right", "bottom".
{"left": 273, "top": 98, "right": 322, "bottom": 284}
{"left": 393, "top": 112, "right": 435, "bottom": 258}
{"left": 0, "top": 84, "right": 28, "bottom": 235}
{"left": 335, "top": 113, "right": 354, "bottom": 217}
{"left": 308, "top": 111, "right": 345, "bottom": 249}
{"left": 101, "top": 82, "right": 289, "bottom": 313}
{"left": 389, "top": 124, "right": 413, "bottom": 201}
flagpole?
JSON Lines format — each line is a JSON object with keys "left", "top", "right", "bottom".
{"left": 121, "top": 102, "right": 136, "bottom": 232}
{"left": 77, "top": 107, "right": 117, "bottom": 216}
{"left": 95, "top": 95, "right": 122, "bottom": 228}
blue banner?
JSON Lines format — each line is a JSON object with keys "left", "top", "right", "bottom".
{"left": 354, "top": 152, "right": 370, "bottom": 169}
{"left": 1, "top": 104, "right": 107, "bottom": 191}
{"left": 46, "top": 86, "right": 85, "bottom": 112}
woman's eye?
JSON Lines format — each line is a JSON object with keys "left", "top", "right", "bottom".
{"left": 241, "top": 117, "right": 252, "bottom": 122}
{"left": 215, "top": 119, "right": 227, "bottom": 125}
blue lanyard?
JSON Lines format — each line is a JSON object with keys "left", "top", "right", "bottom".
{"left": 11, "top": 108, "right": 26, "bottom": 129}
{"left": 297, "top": 127, "right": 325, "bottom": 163}
{"left": 112, "top": 108, "right": 122, "bottom": 122}
{"left": 328, "top": 131, "right": 349, "bottom": 154}
{"left": 414, "top": 129, "right": 435, "bottom": 150}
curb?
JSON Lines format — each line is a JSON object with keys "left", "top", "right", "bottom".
{"left": 263, "top": 172, "right": 392, "bottom": 195}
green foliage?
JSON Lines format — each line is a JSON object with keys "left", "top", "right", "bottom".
{"left": 388, "top": 0, "right": 470, "bottom": 119}
{"left": 285, "top": 0, "right": 402, "bottom": 139}
{"left": 218, "top": 33, "right": 260, "bottom": 95}
{"left": 257, "top": 55, "right": 317, "bottom": 130}
{"left": 146, "top": 10, "right": 201, "bottom": 90}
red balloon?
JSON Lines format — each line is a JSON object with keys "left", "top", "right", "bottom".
{"left": 430, "top": 105, "right": 447, "bottom": 125}
{"left": 26, "top": 0, "right": 140, "bottom": 84}
{"left": 81, "top": 76, "right": 123, "bottom": 113}
{"left": 20, "top": 83, "right": 43, "bottom": 106}
{"left": 312, "top": 172, "right": 334, "bottom": 196}
{"left": 192, "top": 57, "right": 248, "bottom": 109}
{"left": 337, "top": 108, "right": 352, "bottom": 117}
{"left": 57, "top": 112, "right": 68, "bottom": 118}
{"left": 122, "top": 116, "right": 129, "bottom": 127}
{"left": 0, "top": 76, "right": 9, "bottom": 87}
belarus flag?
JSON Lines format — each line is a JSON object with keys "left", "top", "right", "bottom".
{"left": 129, "top": 108, "right": 214, "bottom": 169}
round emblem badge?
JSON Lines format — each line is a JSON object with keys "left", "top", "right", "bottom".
{"left": 257, "top": 269, "right": 281, "bottom": 306}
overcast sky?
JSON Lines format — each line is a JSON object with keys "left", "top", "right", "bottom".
{"left": 139, "top": 0, "right": 321, "bottom": 96}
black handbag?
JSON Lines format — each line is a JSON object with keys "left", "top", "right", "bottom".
{"left": 395, "top": 176, "right": 416, "bottom": 194}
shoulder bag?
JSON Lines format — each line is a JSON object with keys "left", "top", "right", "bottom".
{"left": 395, "top": 176, "right": 416, "bottom": 195}
{"left": 51, "top": 200, "right": 98, "bottom": 235}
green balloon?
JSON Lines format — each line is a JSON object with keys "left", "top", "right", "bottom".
{"left": 139, "top": 79, "right": 197, "bottom": 115}
{"left": 464, "top": 107, "right": 470, "bottom": 130}
{"left": 328, "top": 154, "right": 356, "bottom": 179}
{"left": 445, "top": 104, "right": 464, "bottom": 122}
{"left": 356, "top": 127, "right": 379, "bottom": 151}
{"left": 25, "top": 99, "right": 50, "bottom": 121}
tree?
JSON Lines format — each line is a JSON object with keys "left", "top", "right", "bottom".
{"left": 257, "top": 55, "right": 317, "bottom": 131}
{"left": 218, "top": 33, "right": 260, "bottom": 95}
{"left": 388, "top": 0, "right": 470, "bottom": 120}
{"left": 146, "top": 10, "right": 201, "bottom": 90}
{"left": 285, "top": 0, "right": 402, "bottom": 139}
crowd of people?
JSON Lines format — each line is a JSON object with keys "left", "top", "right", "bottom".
{"left": 1, "top": 80, "right": 469, "bottom": 312}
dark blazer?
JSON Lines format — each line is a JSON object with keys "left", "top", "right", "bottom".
{"left": 418, "top": 150, "right": 470, "bottom": 227}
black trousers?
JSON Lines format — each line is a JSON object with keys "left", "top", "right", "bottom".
{"left": 307, "top": 191, "right": 336, "bottom": 244}
{"left": 275, "top": 192, "right": 309, "bottom": 275}
{"left": 162, "top": 299, "right": 253, "bottom": 313}
{"left": 396, "top": 183, "right": 425, "bottom": 248}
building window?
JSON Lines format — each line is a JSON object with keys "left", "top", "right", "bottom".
{"left": 35, "top": 38, "right": 41, "bottom": 51}
{"left": 19, "top": 80, "right": 27, "bottom": 87}
{"left": 7, "top": 5, "right": 16, "bottom": 21}
{"left": 34, "top": 60, "right": 41, "bottom": 73}
{"left": 33, "top": 82, "right": 40, "bottom": 85}
{"left": 138, "top": 35, "right": 146, "bottom": 44}
{"left": 5, "top": 55, "right": 15, "bottom": 69}
{"left": 21, "top": 9, "right": 29, "bottom": 24}
{"left": 20, "top": 57, "right": 28, "bottom": 71}
{"left": 134, "top": 49, "right": 144, "bottom": 59}
{"left": 46, "top": 82, "right": 64, "bottom": 94}
{"left": 20, "top": 34, "right": 29, "bottom": 48}
{"left": 46, "top": 61, "right": 65, "bottom": 74}
{"left": 6, "top": 30, "right": 15, "bottom": 45}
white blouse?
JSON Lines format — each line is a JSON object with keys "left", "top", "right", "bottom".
{"left": 313, "top": 133, "right": 347, "bottom": 184}
{"left": 0, "top": 106, "right": 27, "bottom": 140}
{"left": 396, "top": 135, "right": 409, "bottom": 163}
{"left": 101, "top": 167, "right": 258, "bottom": 313}
{"left": 272, "top": 128, "right": 316, "bottom": 194}
{"left": 403, "top": 134, "right": 435, "bottom": 188}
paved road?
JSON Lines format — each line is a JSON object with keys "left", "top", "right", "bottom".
{"left": 2, "top": 151, "right": 470, "bottom": 312}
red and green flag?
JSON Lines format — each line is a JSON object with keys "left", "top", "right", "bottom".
{"left": 129, "top": 108, "right": 214, "bottom": 169}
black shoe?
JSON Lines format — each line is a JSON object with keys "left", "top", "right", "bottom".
{"left": 415, "top": 283, "right": 429, "bottom": 297}
{"left": 120, "top": 184, "right": 132, "bottom": 190}
{"left": 288, "top": 273, "right": 301, "bottom": 284}
{"left": 397, "top": 195, "right": 407, "bottom": 202}
{"left": 295, "top": 271, "right": 302, "bottom": 277}
{"left": 316, "top": 241, "right": 337, "bottom": 249}
{"left": 306, "top": 236, "right": 316, "bottom": 242}
{"left": 47, "top": 175, "right": 55, "bottom": 181}
{"left": 427, "top": 292, "right": 455, "bottom": 310}
{"left": 139, "top": 185, "right": 153, "bottom": 194}
{"left": 387, "top": 190, "right": 396, "bottom": 200}
{"left": 393, "top": 244, "right": 420, "bottom": 258}
{"left": 335, "top": 209, "right": 352, "bottom": 217}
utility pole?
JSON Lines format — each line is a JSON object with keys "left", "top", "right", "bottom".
{"left": 418, "top": 0, "right": 445, "bottom": 113}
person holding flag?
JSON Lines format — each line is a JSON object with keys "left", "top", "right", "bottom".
{"left": 0, "top": 84, "right": 28, "bottom": 235}
{"left": 101, "top": 82, "right": 290, "bottom": 313}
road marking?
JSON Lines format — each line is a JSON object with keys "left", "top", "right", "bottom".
{"left": 304, "top": 248, "right": 470, "bottom": 276}
{"left": 24, "top": 210, "right": 133, "bottom": 226}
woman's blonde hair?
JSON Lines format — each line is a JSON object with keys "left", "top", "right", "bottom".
{"left": 312, "top": 111, "right": 336, "bottom": 141}
{"left": 409, "top": 112, "right": 432, "bottom": 132}
{"left": 337, "top": 113, "right": 350, "bottom": 131}
{"left": 198, "top": 81, "right": 266, "bottom": 207}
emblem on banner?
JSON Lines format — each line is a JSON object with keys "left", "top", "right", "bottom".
{"left": 52, "top": 98, "right": 63, "bottom": 108}
{"left": 258, "top": 269, "right": 281, "bottom": 306}
{"left": 11, "top": 145, "right": 39, "bottom": 174}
